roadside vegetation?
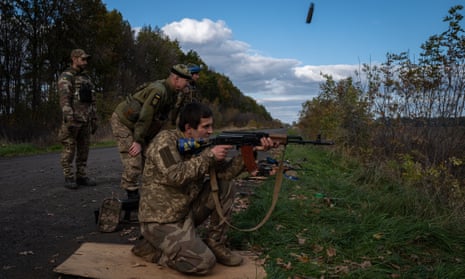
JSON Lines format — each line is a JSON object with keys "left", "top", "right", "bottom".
{"left": 231, "top": 145, "right": 465, "bottom": 278}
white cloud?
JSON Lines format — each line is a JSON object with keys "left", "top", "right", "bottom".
{"left": 295, "top": 64, "right": 359, "bottom": 82}
{"left": 161, "top": 18, "right": 356, "bottom": 124}
{"left": 162, "top": 18, "right": 232, "bottom": 44}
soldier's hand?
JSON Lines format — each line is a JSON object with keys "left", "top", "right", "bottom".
{"left": 63, "top": 105, "right": 75, "bottom": 126}
{"left": 254, "top": 137, "right": 276, "bottom": 152}
{"left": 129, "top": 142, "right": 142, "bottom": 157}
{"left": 211, "top": 145, "right": 233, "bottom": 161}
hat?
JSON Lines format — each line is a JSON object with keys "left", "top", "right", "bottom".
{"left": 171, "top": 64, "right": 192, "bottom": 80}
{"left": 187, "top": 63, "right": 201, "bottom": 74}
{"left": 71, "top": 49, "right": 91, "bottom": 59}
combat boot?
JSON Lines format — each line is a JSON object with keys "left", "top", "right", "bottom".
{"left": 126, "top": 189, "right": 140, "bottom": 201}
{"left": 76, "top": 177, "right": 97, "bottom": 186}
{"left": 131, "top": 238, "right": 161, "bottom": 263}
{"left": 205, "top": 238, "right": 243, "bottom": 266}
{"left": 64, "top": 177, "right": 78, "bottom": 190}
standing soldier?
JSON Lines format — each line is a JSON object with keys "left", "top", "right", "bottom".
{"left": 58, "top": 49, "right": 98, "bottom": 189}
{"left": 110, "top": 64, "right": 192, "bottom": 201}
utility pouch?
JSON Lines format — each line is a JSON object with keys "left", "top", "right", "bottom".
{"left": 97, "top": 197, "right": 122, "bottom": 233}
{"left": 123, "top": 96, "right": 142, "bottom": 122}
{"left": 78, "top": 83, "right": 93, "bottom": 103}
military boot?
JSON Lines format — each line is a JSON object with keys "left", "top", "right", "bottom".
{"left": 126, "top": 189, "right": 140, "bottom": 201}
{"left": 76, "top": 177, "right": 97, "bottom": 186}
{"left": 131, "top": 238, "right": 161, "bottom": 263}
{"left": 64, "top": 177, "right": 77, "bottom": 190}
{"left": 205, "top": 238, "right": 243, "bottom": 266}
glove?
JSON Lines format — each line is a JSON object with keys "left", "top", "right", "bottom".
{"left": 91, "top": 118, "right": 98, "bottom": 134}
{"left": 62, "top": 105, "right": 75, "bottom": 127}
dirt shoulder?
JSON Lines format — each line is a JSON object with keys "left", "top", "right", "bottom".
{"left": 0, "top": 147, "right": 138, "bottom": 279}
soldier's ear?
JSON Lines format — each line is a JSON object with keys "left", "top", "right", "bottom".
{"left": 184, "top": 124, "right": 193, "bottom": 136}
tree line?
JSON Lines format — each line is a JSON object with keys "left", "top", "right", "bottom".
{"left": 0, "top": 0, "right": 280, "bottom": 143}
{"left": 298, "top": 5, "right": 465, "bottom": 213}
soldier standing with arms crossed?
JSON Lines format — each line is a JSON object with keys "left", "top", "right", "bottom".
{"left": 110, "top": 64, "right": 192, "bottom": 201}
{"left": 58, "top": 49, "right": 98, "bottom": 190}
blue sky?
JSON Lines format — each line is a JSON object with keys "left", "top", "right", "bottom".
{"left": 102, "top": 0, "right": 461, "bottom": 124}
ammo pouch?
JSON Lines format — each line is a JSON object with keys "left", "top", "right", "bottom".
{"left": 78, "top": 83, "right": 93, "bottom": 103}
{"left": 123, "top": 96, "right": 142, "bottom": 122}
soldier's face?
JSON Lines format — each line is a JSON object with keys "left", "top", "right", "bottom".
{"left": 191, "top": 117, "right": 213, "bottom": 139}
{"left": 175, "top": 76, "right": 190, "bottom": 90}
{"left": 73, "top": 56, "right": 88, "bottom": 70}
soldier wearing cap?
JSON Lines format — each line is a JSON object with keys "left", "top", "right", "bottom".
{"left": 170, "top": 63, "right": 203, "bottom": 125}
{"left": 58, "top": 49, "right": 98, "bottom": 189}
{"left": 110, "top": 64, "right": 192, "bottom": 200}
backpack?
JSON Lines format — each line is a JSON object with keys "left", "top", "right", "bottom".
{"left": 97, "top": 197, "right": 122, "bottom": 233}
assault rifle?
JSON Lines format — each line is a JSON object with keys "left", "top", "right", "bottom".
{"left": 178, "top": 131, "right": 334, "bottom": 173}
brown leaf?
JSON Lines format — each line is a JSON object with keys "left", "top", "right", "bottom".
{"left": 296, "top": 234, "right": 307, "bottom": 245}
{"left": 372, "top": 232, "right": 384, "bottom": 240}
{"left": 359, "top": 260, "right": 372, "bottom": 269}
{"left": 334, "top": 265, "right": 350, "bottom": 274}
{"left": 312, "top": 244, "right": 324, "bottom": 253}
{"left": 326, "top": 247, "right": 337, "bottom": 257}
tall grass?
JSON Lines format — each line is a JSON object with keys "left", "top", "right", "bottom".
{"left": 0, "top": 123, "right": 116, "bottom": 157}
{"left": 230, "top": 145, "right": 465, "bottom": 278}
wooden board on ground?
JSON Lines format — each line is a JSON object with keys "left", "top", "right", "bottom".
{"left": 54, "top": 242, "right": 266, "bottom": 279}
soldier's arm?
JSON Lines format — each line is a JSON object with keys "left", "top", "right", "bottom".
{"left": 133, "top": 90, "right": 159, "bottom": 143}
{"left": 58, "top": 73, "right": 75, "bottom": 123}
{"left": 146, "top": 131, "right": 213, "bottom": 187}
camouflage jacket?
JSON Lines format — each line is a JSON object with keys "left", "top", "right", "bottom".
{"left": 168, "top": 85, "right": 199, "bottom": 126}
{"left": 58, "top": 67, "right": 96, "bottom": 123}
{"left": 138, "top": 129, "right": 246, "bottom": 223}
{"left": 114, "top": 80, "right": 178, "bottom": 143}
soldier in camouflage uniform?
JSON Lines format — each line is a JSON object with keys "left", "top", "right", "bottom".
{"left": 58, "top": 49, "right": 98, "bottom": 189}
{"left": 131, "top": 102, "right": 274, "bottom": 275}
{"left": 169, "top": 63, "right": 202, "bottom": 126}
{"left": 110, "top": 64, "right": 192, "bottom": 201}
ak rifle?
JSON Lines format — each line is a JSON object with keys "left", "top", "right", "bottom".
{"left": 178, "top": 131, "right": 334, "bottom": 173}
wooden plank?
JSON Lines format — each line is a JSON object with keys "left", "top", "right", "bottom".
{"left": 54, "top": 242, "right": 266, "bottom": 279}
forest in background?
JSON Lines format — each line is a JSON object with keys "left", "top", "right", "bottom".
{"left": 0, "top": 0, "right": 281, "bottom": 144}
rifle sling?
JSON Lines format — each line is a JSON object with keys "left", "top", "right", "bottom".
{"left": 209, "top": 149, "right": 285, "bottom": 232}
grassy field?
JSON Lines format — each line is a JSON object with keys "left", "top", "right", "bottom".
{"left": 230, "top": 145, "right": 465, "bottom": 278}
{"left": 0, "top": 140, "right": 115, "bottom": 157}
{"left": 3, "top": 140, "right": 465, "bottom": 278}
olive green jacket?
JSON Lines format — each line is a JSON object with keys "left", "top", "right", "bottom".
{"left": 114, "top": 80, "right": 177, "bottom": 143}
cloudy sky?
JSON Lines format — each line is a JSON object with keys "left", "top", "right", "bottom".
{"left": 102, "top": 0, "right": 459, "bottom": 124}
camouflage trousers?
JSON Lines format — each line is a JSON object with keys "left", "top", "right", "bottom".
{"left": 110, "top": 113, "right": 144, "bottom": 191}
{"left": 58, "top": 121, "right": 91, "bottom": 179}
{"left": 134, "top": 179, "right": 236, "bottom": 275}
